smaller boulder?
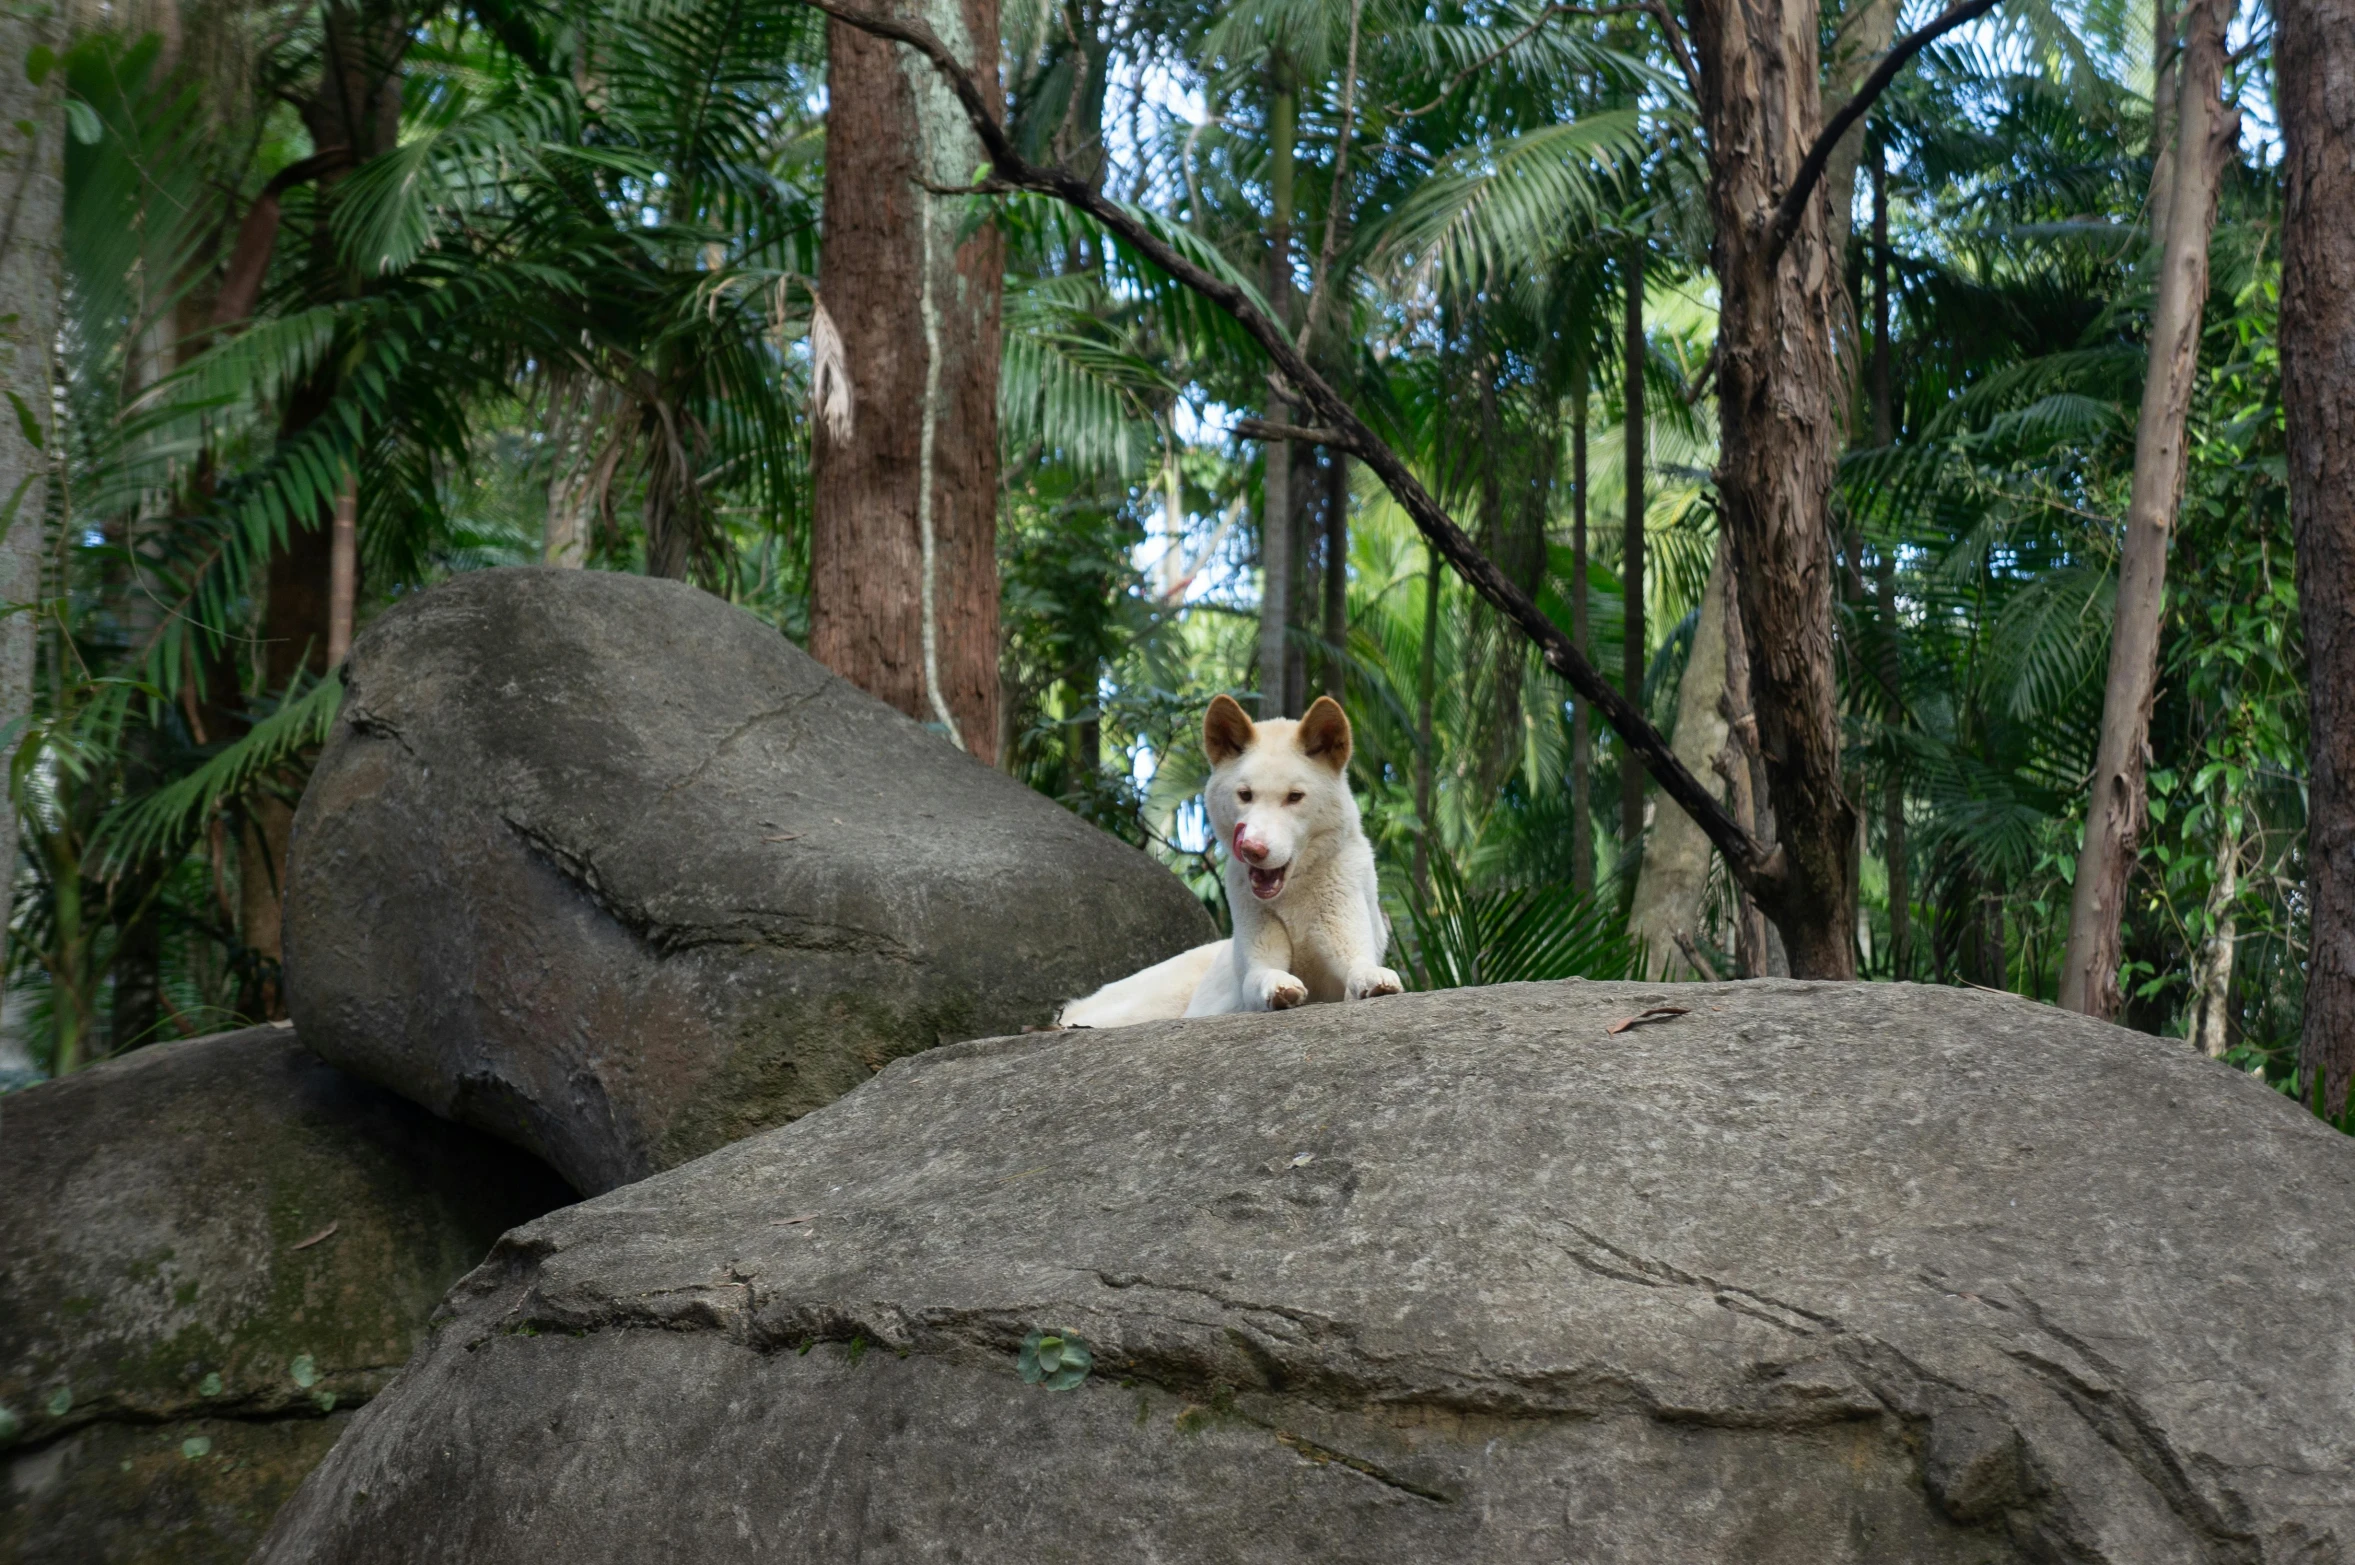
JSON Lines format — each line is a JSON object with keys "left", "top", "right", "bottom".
{"left": 285, "top": 568, "right": 1214, "bottom": 1194}
{"left": 0, "top": 1027, "right": 573, "bottom": 1565}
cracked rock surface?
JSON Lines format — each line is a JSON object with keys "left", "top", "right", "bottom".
{"left": 284, "top": 567, "right": 1213, "bottom": 1194}
{"left": 257, "top": 981, "right": 2353, "bottom": 1564}
{"left": 0, "top": 1026, "right": 572, "bottom": 1564}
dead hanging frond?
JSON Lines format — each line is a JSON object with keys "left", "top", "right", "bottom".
{"left": 637, "top": 387, "right": 724, "bottom": 585}
{"left": 808, "top": 292, "right": 854, "bottom": 445}
{"left": 582, "top": 406, "right": 635, "bottom": 559}
{"left": 547, "top": 355, "right": 726, "bottom": 586}
{"left": 748, "top": 270, "right": 852, "bottom": 443}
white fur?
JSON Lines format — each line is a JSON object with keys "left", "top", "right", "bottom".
{"left": 1056, "top": 940, "right": 1225, "bottom": 1028}
{"left": 1057, "top": 697, "right": 1401, "bottom": 1027}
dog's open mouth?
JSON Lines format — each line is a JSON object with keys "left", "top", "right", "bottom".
{"left": 1247, "top": 864, "right": 1288, "bottom": 900}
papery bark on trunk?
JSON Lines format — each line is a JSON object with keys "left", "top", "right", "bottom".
{"left": 1687, "top": 0, "right": 1859, "bottom": 977}
{"left": 812, "top": 0, "right": 1003, "bottom": 759}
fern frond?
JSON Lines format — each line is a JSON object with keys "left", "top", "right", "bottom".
{"left": 93, "top": 672, "right": 346, "bottom": 872}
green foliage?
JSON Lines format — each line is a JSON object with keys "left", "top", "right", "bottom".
{"left": 5, "top": 0, "right": 2333, "bottom": 1147}
{"left": 8, "top": 0, "right": 831, "bottom": 1076}
{"left": 1017, "top": 1329, "right": 1093, "bottom": 1390}
{"left": 1401, "top": 846, "right": 1637, "bottom": 989}
{"left": 93, "top": 673, "right": 343, "bottom": 873}
{"left": 1832, "top": 31, "right": 2302, "bottom": 1079}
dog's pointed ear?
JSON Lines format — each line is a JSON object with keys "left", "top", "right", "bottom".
{"left": 1203, "top": 694, "right": 1256, "bottom": 766}
{"left": 1298, "top": 696, "right": 1352, "bottom": 773}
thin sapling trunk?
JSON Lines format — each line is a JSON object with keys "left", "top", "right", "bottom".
{"left": 2058, "top": 0, "right": 2237, "bottom": 1017}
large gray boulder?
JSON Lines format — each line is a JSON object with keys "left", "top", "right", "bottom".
{"left": 0, "top": 1027, "right": 572, "bottom": 1564}
{"left": 285, "top": 567, "right": 1213, "bottom": 1194}
{"left": 256, "top": 981, "right": 2353, "bottom": 1564}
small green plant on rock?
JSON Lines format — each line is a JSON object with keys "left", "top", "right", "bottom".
{"left": 1018, "top": 1330, "right": 1092, "bottom": 1390}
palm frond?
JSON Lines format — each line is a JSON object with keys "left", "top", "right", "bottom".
{"left": 1402, "top": 843, "right": 1638, "bottom": 988}
{"left": 93, "top": 672, "right": 345, "bottom": 872}
{"left": 1371, "top": 111, "right": 1650, "bottom": 291}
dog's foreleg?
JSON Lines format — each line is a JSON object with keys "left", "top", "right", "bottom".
{"left": 1182, "top": 947, "right": 1243, "bottom": 1015}
{"left": 1339, "top": 876, "right": 1404, "bottom": 1001}
{"left": 1230, "top": 908, "right": 1307, "bottom": 1011}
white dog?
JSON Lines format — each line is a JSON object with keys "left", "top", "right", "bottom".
{"left": 1059, "top": 694, "right": 1403, "bottom": 1025}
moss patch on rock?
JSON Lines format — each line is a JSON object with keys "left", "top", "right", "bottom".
{"left": 1, "top": 1414, "right": 351, "bottom": 1565}
{"left": 0, "top": 1026, "right": 573, "bottom": 1562}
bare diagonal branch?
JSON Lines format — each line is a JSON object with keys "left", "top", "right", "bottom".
{"left": 801, "top": 0, "right": 1784, "bottom": 896}
{"left": 1767, "top": 0, "right": 2005, "bottom": 264}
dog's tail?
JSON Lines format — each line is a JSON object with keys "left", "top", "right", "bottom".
{"left": 1058, "top": 941, "right": 1228, "bottom": 1029}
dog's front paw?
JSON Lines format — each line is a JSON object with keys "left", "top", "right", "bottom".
{"left": 1253, "top": 970, "right": 1309, "bottom": 1010}
{"left": 1347, "top": 966, "right": 1404, "bottom": 1000}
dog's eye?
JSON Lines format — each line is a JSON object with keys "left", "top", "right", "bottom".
{"left": 1236, "top": 789, "right": 1253, "bottom": 803}
{"left": 1284, "top": 791, "right": 1305, "bottom": 805}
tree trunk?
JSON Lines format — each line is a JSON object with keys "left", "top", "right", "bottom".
{"left": 243, "top": 357, "right": 366, "bottom": 1010}
{"left": 1255, "top": 72, "right": 1298, "bottom": 719}
{"left": 1868, "top": 146, "right": 1908, "bottom": 977}
{"left": 1818, "top": 0, "right": 1894, "bottom": 937}
{"left": 2150, "top": 0, "right": 2180, "bottom": 244}
{"left": 214, "top": 1, "right": 409, "bottom": 1013}
{"left": 1716, "top": 570, "right": 1770, "bottom": 976}
{"left": 240, "top": 505, "right": 338, "bottom": 1015}
{"left": 328, "top": 471, "right": 358, "bottom": 664}
{"left": 1476, "top": 367, "right": 1504, "bottom": 782}
{"left": 1974, "top": 887, "right": 2006, "bottom": 990}
{"left": 1413, "top": 539, "right": 1439, "bottom": 899}
{"left": 545, "top": 473, "right": 589, "bottom": 566}
{"left": 1472, "top": 367, "right": 1547, "bottom": 796}
{"left": 2058, "top": 0, "right": 2236, "bottom": 1018}
{"left": 1870, "top": 152, "right": 1894, "bottom": 453}
{"left": 1285, "top": 450, "right": 1310, "bottom": 715}
{"left": 544, "top": 389, "right": 607, "bottom": 567}
{"left": 1321, "top": 451, "right": 1348, "bottom": 698}
{"left": 113, "top": 66, "right": 215, "bottom": 1053}
{"left": 1064, "top": 652, "right": 1100, "bottom": 789}
{"left": 1570, "top": 370, "right": 1593, "bottom": 901}
{"left": 1875, "top": 565, "right": 1908, "bottom": 972}
{"left": 1818, "top": 0, "right": 1898, "bottom": 254}
{"left": 2280, "top": 0, "right": 2355, "bottom": 1115}
{"left": 1620, "top": 239, "right": 1647, "bottom": 853}
{"left": 811, "top": 0, "right": 1003, "bottom": 760}
{"left": 1629, "top": 538, "right": 1732, "bottom": 976}
{"left": 1688, "top": 0, "right": 1859, "bottom": 977}
{"left": 1258, "top": 445, "right": 1294, "bottom": 716}
{"left": 0, "top": 0, "right": 59, "bottom": 994}
{"left": 1506, "top": 416, "right": 1555, "bottom": 713}
{"left": 1819, "top": 0, "right": 1899, "bottom": 403}
{"left": 2190, "top": 823, "right": 2239, "bottom": 1058}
